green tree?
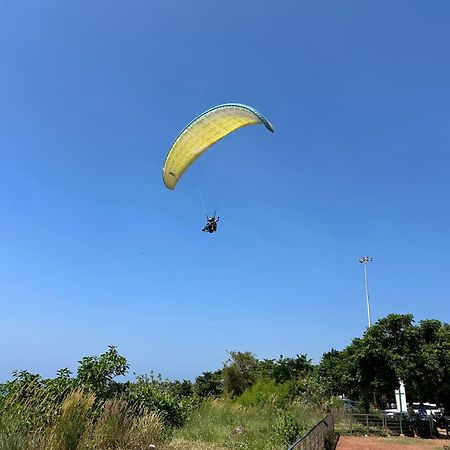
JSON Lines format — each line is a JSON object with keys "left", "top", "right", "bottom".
{"left": 340, "top": 314, "right": 416, "bottom": 410}
{"left": 270, "top": 354, "right": 313, "bottom": 384}
{"left": 77, "top": 345, "right": 128, "bottom": 400}
{"left": 318, "top": 349, "right": 349, "bottom": 397}
{"left": 222, "top": 351, "right": 259, "bottom": 397}
{"left": 194, "top": 370, "right": 223, "bottom": 398}
{"left": 317, "top": 314, "right": 450, "bottom": 411}
{"left": 405, "top": 319, "right": 450, "bottom": 405}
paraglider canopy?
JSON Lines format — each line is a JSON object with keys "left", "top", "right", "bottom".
{"left": 162, "top": 103, "right": 273, "bottom": 190}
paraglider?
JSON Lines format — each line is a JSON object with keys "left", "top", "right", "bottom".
{"left": 202, "top": 215, "right": 219, "bottom": 233}
{"left": 163, "top": 103, "right": 273, "bottom": 232}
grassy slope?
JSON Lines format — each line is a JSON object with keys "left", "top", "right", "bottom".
{"left": 163, "top": 399, "right": 322, "bottom": 450}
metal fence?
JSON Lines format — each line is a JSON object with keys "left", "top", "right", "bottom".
{"left": 288, "top": 414, "right": 336, "bottom": 450}
{"left": 287, "top": 412, "right": 444, "bottom": 449}
{"left": 335, "top": 412, "right": 438, "bottom": 438}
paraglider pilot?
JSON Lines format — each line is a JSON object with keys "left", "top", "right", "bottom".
{"left": 202, "top": 215, "right": 219, "bottom": 233}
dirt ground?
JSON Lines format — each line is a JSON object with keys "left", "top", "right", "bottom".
{"left": 336, "top": 435, "right": 450, "bottom": 450}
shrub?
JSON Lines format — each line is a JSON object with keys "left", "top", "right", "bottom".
{"left": 236, "top": 378, "right": 290, "bottom": 407}
{"left": 274, "top": 412, "right": 308, "bottom": 446}
{"left": 128, "top": 380, "right": 189, "bottom": 427}
{"left": 194, "top": 371, "right": 223, "bottom": 398}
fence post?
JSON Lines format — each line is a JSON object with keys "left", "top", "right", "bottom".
{"left": 366, "top": 414, "right": 369, "bottom": 435}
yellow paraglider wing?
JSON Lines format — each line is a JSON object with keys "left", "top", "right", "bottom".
{"left": 163, "top": 103, "right": 273, "bottom": 190}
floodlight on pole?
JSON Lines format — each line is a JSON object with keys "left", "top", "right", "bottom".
{"left": 358, "top": 257, "right": 373, "bottom": 328}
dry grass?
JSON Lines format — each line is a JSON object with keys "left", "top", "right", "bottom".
{"left": 0, "top": 389, "right": 166, "bottom": 450}
{"left": 49, "top": 390, "right": 95, "bottom": 450}
{"left": 81, "top": 398, "right": 165, "bottom": 450}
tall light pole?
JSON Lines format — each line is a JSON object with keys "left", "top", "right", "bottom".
{"left": 358, "top": 257, "right": 373, "bottom": 328}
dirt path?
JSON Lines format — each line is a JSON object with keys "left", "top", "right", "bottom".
{"left": 336, "top": 435, "right": 449, "bottom": 450}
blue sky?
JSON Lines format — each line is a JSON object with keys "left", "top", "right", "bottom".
{"left": 1, "top": 0, "right": 450, "bottom": 381}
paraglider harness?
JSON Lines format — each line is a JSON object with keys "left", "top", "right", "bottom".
{"left": 202, "top": 214, "right": 219, "bottom": 233}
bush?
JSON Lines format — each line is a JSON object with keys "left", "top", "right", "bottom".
{"left": 236, "top": 378, "right": 290, "bottom": 407}
{"left": 128, "top": 380, "right": 190, "bottom": 427}
{"left": 274, "top": 412, "right": 308, "bottom": 446}
{"left": 194, "top": 371, "right": 223, "bottom": 398}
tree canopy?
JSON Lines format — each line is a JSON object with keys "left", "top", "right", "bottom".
{"left": 318, "top": 314, "right": 450, "bottom": 410}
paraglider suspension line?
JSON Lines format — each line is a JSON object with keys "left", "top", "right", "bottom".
{"left": 194, "top": 178, "right": 209, "bottom": 218}
{"left": 214, "top": 153, "right": 239, "bottom": 214}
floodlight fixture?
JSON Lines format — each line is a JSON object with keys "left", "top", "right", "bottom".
{"left": 358, "top": 256, "right": 373, "bottom": 327}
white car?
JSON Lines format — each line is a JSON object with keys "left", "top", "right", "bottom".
{"left": 411, "top": 402, "right": 441, "bottom": 417}
{"left": 384, "top": 402, "right": 441, "bottom": 417}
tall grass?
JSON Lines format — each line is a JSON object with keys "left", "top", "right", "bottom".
{"left": 0, "top": 377, "right": 53, "bottom": 450}
{"left": 0, "top": 379, "right": 323, "bottom": 450}
{"left": 0, "top": 389, "right": 166, "bottom": 450}
{"left": 49, "top": 390, "right": 95, "bottom": 450}
{"left": 166, "top": 398, "right": 322, "bottom": 450}
{"left": 128, "top": 411, "right": 165, "bottom": 449}
{"left": 87, "top": 399, "right": 165, "bottom": 449}
{"left": 0, "top": 410, "right": 42, "bottom": 450}
{"left": 89, "top": 399, "right": 132, "bottom": 449}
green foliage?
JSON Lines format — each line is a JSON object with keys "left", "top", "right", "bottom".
{"left": 170, "top": 398, "right": 321, "bottom": 450}
{"left": 0, "top": 389, "right": 166, "bottom": 450}
{"left": 0, "top": 409, "right": 43, "bottom": 450}
{"left": 236, "top": 378, "right": 290, "bottom": 407}
{"left": 317, "top": 314, "right": 450, "bottom": 411}
{"left": 0, "top": 370, "right": 67, "bottom": 433}
{"left": 287, "top": 375, "right": 334, "bottom": 411}
{"left": 127, "top": 375, "right": 193, "bottom": 427}
{"left": 260, "top": 355, "right": 313, "bottom": 384}
{"left": 194, "top": 371, "right": 223, "bottom": 398}
{"left": 411, "top": 319, "right": 450, "bottom": 405}
{"left": 318, "top": 349, "right": 348, "bottom": 397}
{"left": 77, "top": 346, "right": 128, "bottom": 401}
{"left": 222, "top": 351, "right": 259, "bottom": 397}
{"left": 168, "top": 380, "right": 194, "bottom": 399}
{"left": 45, "top": 368, "right": 78, "bottom": 406}
{"left": 1, "top": 314, "right": 449, "bottom": 449}
{"left": 274, "top": 412, "right": 308, "bottom": 446}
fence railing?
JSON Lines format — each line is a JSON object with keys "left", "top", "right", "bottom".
{"left": 335, "top": 412, "right": 438, "bottom": 438}
{"left": 335, "top": 413, "right": 403, "bottom": 436}
{"left": 288, "top": 414, "right": 335, "bottom": 450}
{"left": 288, "top": 411, "right": 444, "bottom": 449}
